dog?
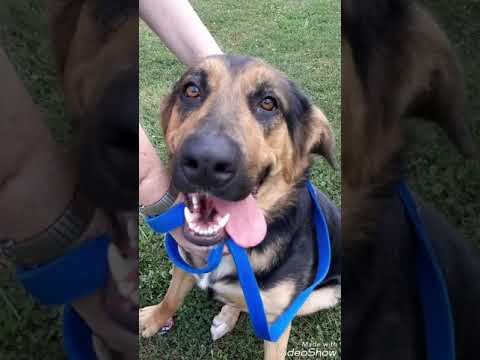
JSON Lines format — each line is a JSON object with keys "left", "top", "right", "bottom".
{"left": 139, "top": 54, "right": 341, "bottom": 360}
{"left": 47, "top": 1, "right": 139, "bottom": 358}
{"left": 342, "top": 1, "right": 480, "bottom": 359}
{"left": 48, "top": 0, "right": 139, "bottom": 210}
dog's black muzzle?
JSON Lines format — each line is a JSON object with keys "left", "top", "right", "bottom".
{"left": 78, "top": 68, "right": 138, "bottom": 211}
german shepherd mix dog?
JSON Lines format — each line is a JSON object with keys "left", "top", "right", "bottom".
{"left": 48, "top": 0, "right": 138, "bottom": 210}
{"left": 342, "top": 0, "right": 479, "bottom": 359}
{"left": 47, "top": 0, "right": 139, "bottom": 357}
{"left": 139, "top": 55, "right": 341, "bottom": 360}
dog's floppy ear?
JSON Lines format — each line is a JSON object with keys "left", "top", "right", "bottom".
{"left": 306, "top": 106, "right": 337, "bottom": 168}
{"left": 424, "top": 92, "right": 477, "bottom": 158}
{"left": 411, "top": 58, "right": 477, "bottom": 158}
{"left": 434, "top": 112, "right": 477, "bottom": 158}
{"left": 286, "top": 81, "right": 336, "bottom": 168}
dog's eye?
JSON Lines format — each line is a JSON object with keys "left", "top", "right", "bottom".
{"left": 258, "top": 96, "right": 277, "bottom": 112}
{"left": 184, "top": 83, "right": 200, "bottom": 98}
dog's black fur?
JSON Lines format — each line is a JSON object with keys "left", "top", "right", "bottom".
{"left": 342, "top": 1, "right": 480, "bottom": 359}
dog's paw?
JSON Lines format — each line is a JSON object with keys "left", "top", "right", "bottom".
{"left": 139, "top": 305, "right": 166, "bottom": 338}
{"left": 210, "top": 305, "right": 241, "bottom": 341}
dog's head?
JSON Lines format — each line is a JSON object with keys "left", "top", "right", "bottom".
{"left": 161, "top": 55, "right": 335, "bottom": 246}
{"left": 50, "top": 0, "right": 138, "bottom": 211}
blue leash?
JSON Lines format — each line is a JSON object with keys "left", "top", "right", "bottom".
{"left": 398, "top": 182, "right": 456, "bottom": 360}
{"left": 147, "top": 180, "right": 331, "bottom": 342}
{"left": 16, "top": 235, "right": 110, "bottom": 359}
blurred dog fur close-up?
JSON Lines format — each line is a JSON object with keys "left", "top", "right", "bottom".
{"left": 342, "top": 0, "right": 479, "bottom": 359}
{"left": 48, "top": 0, "right": 138, "bottom": 210}
{"left": 48, "top": 0, "right": 139, "bottom": 358}
{"left": 139, "top": 55, "right": 341, "bottom": 360}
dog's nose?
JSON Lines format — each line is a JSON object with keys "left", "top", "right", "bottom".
{"left": 180, "top": 134, "right": 240, "bottom": 188}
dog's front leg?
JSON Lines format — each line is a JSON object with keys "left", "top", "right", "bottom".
{"left": 139, "top": 265, "right": 195, "bottom": 338}
{"left": 263, "top": 322, "right": 292, "bottom": 360}
{"left": 210, "top": 304, "right": 241, "bottom": 341}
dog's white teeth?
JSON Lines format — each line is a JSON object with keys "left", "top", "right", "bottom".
{"left": 184, "top": 207, "right": 192, "bottom": 222}
{"left": 184, "top": 207, "right": 199, "bottom": 224}
{"left": 212, "top": 224, "right": 221, "bottom": 233}
{"left": 218, "top": 213, "right": 230, "bottom": 228}
{"left": 192, "top": 193, "right": 200, "bottom": 209}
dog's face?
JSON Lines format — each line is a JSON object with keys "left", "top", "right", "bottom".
{"left": 50, "top": 0, "right": 139, "bottom": 210}
{"left": 161, "top": 55, "right": 334, "bottom": 245}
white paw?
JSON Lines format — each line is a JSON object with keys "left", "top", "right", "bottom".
{"left": 139, "top": 305, "right": 163, "bottom": 338}
{"left": 210, "top": 317, "right": 231, "bottom": 341}
{"left": 210, "top": 306, "right": 240, "bottom": 341}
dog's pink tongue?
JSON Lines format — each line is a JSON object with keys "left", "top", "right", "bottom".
{"left": 212, "top": 195, "right": 267, "bottom": 248}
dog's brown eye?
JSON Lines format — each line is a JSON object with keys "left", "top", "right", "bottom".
{"left": 184, "top": 84, "right": 200, "bottom": 98}
{"left": 259, "top": 97, "right": 277, "bottom": 111}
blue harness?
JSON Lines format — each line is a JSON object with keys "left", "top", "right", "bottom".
{"left": 147, "top": 180, "right": 331, "bottom": 342}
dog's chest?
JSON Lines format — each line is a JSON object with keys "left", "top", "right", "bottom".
{"left": 192, "top": 255, "right": 240, "bottom": 301}
{"left": 193, "top": 255, "right": 236, "bottom": 288}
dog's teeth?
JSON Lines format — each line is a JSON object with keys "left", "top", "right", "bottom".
{"left": 218, "top": 214, "right": 230, "bottom": 228}
{"left": 212, "top": 224, "right": 220, "bottom": 233}
{"left": 184, "top": 207, "right": 193, "bottom": 223}
{"left": 192, "top": 193, "right": 200, "bottom": 209}
{"left": 189, "top": 221, "right": 198, "bottom": 231}
{"left": 193, "top": 224, "right": 202, "bottom": 234}
{"left": 184, "top": 207, "right": 199, "bottom": 224}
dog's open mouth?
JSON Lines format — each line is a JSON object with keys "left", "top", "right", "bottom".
{"left": 179, "top": 167, "right": 271, "bottom": 249}
{"left": 181, "top": 187, "right": 267, "bottom": 249}
{"left": 183, "top": 193, "right": 230, "bottom": 246}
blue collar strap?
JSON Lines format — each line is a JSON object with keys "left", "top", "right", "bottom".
{"left": 398, "top": 182, "right": 456, "bottom": 360}
{"left": 147, "top": 180, "right": 331, "bottom": 342}
{"left": 146, "top": 203, "right": 186, "bottom": 234}
{"left": 16, "top": 234, "right": 110, "bottom": 306}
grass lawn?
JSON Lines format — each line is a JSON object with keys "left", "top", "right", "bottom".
{"left": 139, "top": 0, "right": 341, "bottom": 359}
{"left": 1, "top": 1, "right": 68, "bottom": 359}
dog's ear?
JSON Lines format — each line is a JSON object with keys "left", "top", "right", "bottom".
{"left": 431, "top": 112, "right": 476, "bottom": 159}
{"left": 424, "top": 96, "right": 477, "bottom": 159}
{"left": 287, "top": 81, "right": 336, "bottom": 168}
{"left": 410, "top": 59, "right": 477, "bottom": 158}
{"left": 306, "top": 106, "right": 337, "bottom": 168}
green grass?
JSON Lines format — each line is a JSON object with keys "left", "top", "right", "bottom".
{"left": 139, "top": 0, "right": 341, "bottom": 359}
{"left": 1, "top": 1, "right": 67, "bottom": 359}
